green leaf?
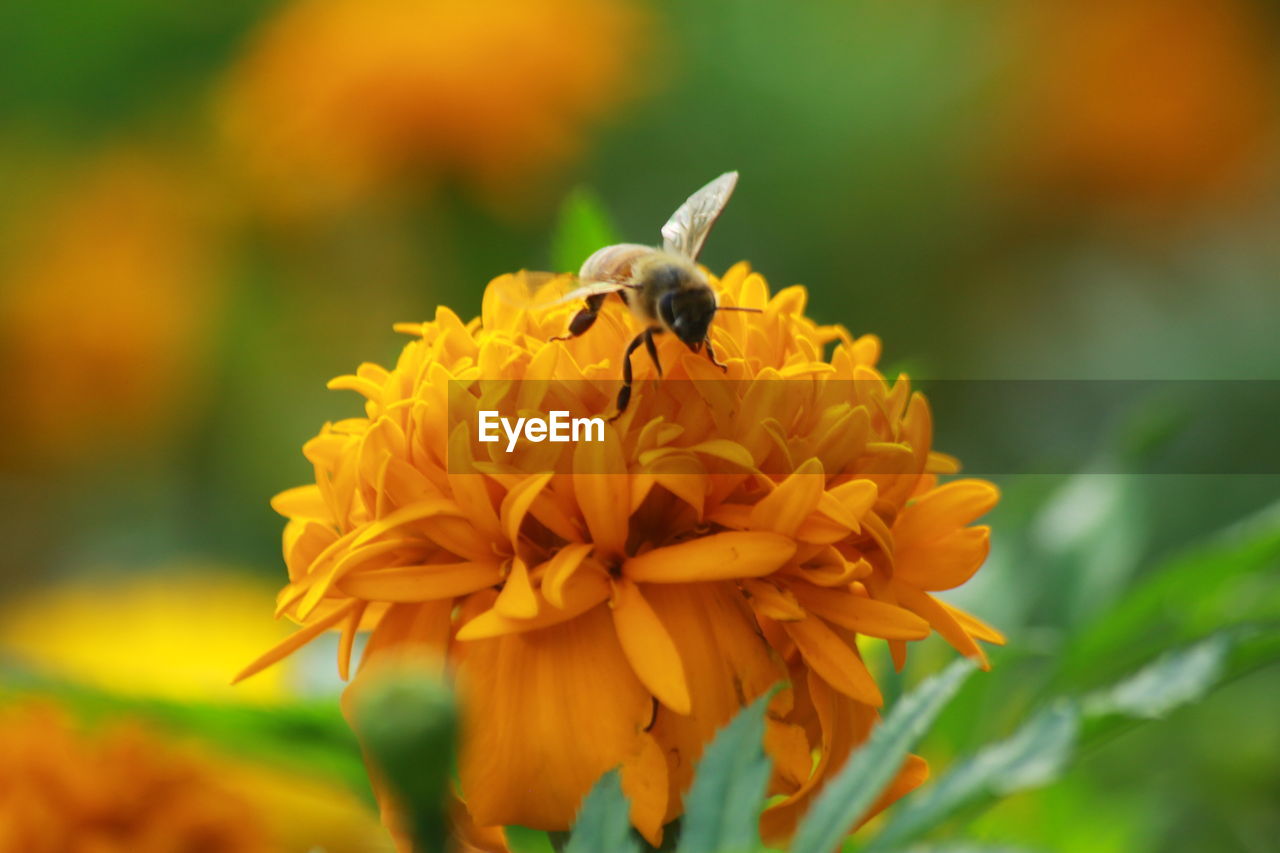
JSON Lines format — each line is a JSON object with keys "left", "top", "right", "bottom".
{"left": 1081, "top": 634, "right": 1228, "bottom": 721}
{"left": 1059, "top": 501, "right": 1280, "bottom": 687}
{"left": 551, "top": 186, "right": 620, "bottom": 273}
{"left": 677, "top": 685, "right": 780, "bottom": 853}
{"left": 349, "top": 672, "right": 458, "bottom": 853}
{"left": 791, "top": 659, "right": 975, "bottom": 853}
{"left": 865, "top": 703, "right": 1079, "bottom": 852}
{"left": 863, "top": 631, "right": 1280, "bottom": 851}
{"left": 566, "top": 769, "right": 641, "bottom": 853}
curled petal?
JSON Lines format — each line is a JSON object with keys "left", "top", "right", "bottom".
{"left": 625, "top": 532, "right": 796, "bottom": 583}
{"left": 337, "top": 562, "right": 502, "bottom": 601}
{"left": 782, "top": 617, "right": 883, "bottom": 706}
{"left": 789, "top": 582, "right": 929, "bottom": 640}
{"left": 895, "top": 479, "right": 999, "bottom": 547}
{"left": 749, "top": 458, "right": 825, "bottom": 536}
{"left": 611, "top": 578, "right": 691, "bottom": 715}
{"left": 457, "top": 570, "right": 610, "bottom": 640}
{"left": 494, "top": 557, "right": 539, "bottom": 619}
{"left": 541, "top": 543, "right": 595, "bottom": 608}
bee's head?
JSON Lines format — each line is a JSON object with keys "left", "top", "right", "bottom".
{"left": 658, "top": 285, "right": 717, "bottom": 349}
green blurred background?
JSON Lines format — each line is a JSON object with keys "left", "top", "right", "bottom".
{"left": 1, "top": 1, "right": 1277, "bottom": 850}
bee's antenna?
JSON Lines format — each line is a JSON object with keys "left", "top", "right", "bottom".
{"left": 715, "top": 306, "right": 764, "bottom": 313}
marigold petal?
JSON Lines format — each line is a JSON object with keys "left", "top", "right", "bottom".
{"left": 456, "top": 571, "right": 610, "bottom": 640}
{"left": 573, "top": 426, "right": 629, "bottom": 558}
{"left": 611, "top": 578, "right": 692, "bottom": 715}
{"left": 351, "top": 497, "right": 463, "bottom": 548}
{"left": 895, "top": 479, "right": 1000, "bottom": 547}
{"left": 941, "top": 600, "right": 1007, "bottom": 645}
{"left": 893, "top": 581, "right": 990, "bottom": 669}
{"left": 337, "top": 562, "right": 503, "bottom": 602}
{"left": 684, "top": 439, "right": 756, "bottom": 469}
{"left": 233, "top": 600, "right": 357, "bottom": 684}
{"left": 743, "top": 579, "right": 806, "bottom": 621}
{"left": 765, "top": 717, "right": 813, "bottom": 789}
{"left": 828, "top": 479, "right": 878, "bottom": 520}
{"left": 621, "top": 732, "right": 670, "bottom": 847}
{"left": 645, "top": 582, "right": 786, "bottom": 820}
{"left": 537, "top": 544, "right": 594, "bottom": 609}
{"left": 355, "top": 600, "right": 454, "bottom": 679}
{"left": 500, "top": 471, "right": 554, "bottom": 551}
{"left": 782, "top": 617, "right": 883, "bottom": 706}
{"left": 896, "top": 525, "right": 991, "bottom": 591}
{"left": 495, "top": 557, "right": 539, "bottom": 619}
{"left": 759, "top": 669, "right": 878, "bottom": 844}
{"left": 749, "top": 458, "right": 825, "bottom": 536}
{"left": 271, "top": 484, "right": 331, "bottom": 520}
{"left": 337, "top": 600, "right": 368, "bottom": 681}
{"left": 624, "top": 532, "right": 796, "bottom": 583}
{"left": 458, "top": 605, "right": 652, "bottom": 831}
{"left": 789, "top": 582, "right": 930, "bottom": 640}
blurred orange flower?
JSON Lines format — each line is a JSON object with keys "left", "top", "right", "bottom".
{"left": 218, "top": 0, "right": 647, "bottom": 218}
{"left": 0, "top": 700, "right": 389, "bottom": 853}
{"left": 242, "top": 264, "right": 1002, "bottom": 847}
{"left": 0, "top": 150, "right": 221, "bottom": 464}
{"left": 0, "top": 701, "right": 267, "bottom": 852}
{"left": 1008, "top": 0, "right": 1274, "bottom": 209}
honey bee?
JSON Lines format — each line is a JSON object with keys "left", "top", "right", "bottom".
{"left": 549, "top": 171, "right": 758, "bottom": 417}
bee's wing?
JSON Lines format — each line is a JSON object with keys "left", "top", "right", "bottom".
{"left": 491, "top": 270, "right": 628, "bottom": 311}
{"left": 543, "top": 279, "right": 632, "bottom": 307}
{"left": 660, "top": 171, "right": 739, "bottom": 261}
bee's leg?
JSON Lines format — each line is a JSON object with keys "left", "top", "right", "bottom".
{"left": 643, "top": 327, "right": 663, "bottom": 377}
{"left": 704, "top": 338, "right": 729, "bottom": 373}
{"left": 609, "top": 331, "right": 649, "bottom": 421}
{"left": 551, "top": 293, "right": 607, "bottom": 342}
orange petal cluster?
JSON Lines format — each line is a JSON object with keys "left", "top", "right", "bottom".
{"left": 0, "top": 701, "right": 268, "bottom": 852}
{"left": 218, "top": 0, "right": 647, "bottom": 218}
{"left": 246, "top": 263, "right": 1003, "bottom": 846}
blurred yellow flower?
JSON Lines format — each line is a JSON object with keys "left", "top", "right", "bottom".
{"left": 1009, "top": 0, "right": 1273, "bottom": 209}
{"left": 0, "top": 571, "right": 299, "bottom": 705}
{"left": 243, "top": 264, "right": 1002, "bottom": 847}
{"left": 0, "top": 700, "right": 388, "bottom": 852}
{"left": 218, "top": 0, "right": 647, "bottom": 218}
{"left": 0, "top": 150, "right": 220, "bottom": 464}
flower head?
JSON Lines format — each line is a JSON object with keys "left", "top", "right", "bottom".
{"left": 0, "top": 150, "right": 219, "bottom": 464}
{"left": 219, "top": 0, "right": 647, "bottom": 218}
{"left": 0, "top": 701, "right": 267, "bottom": 852}
{"left": 0, "top": 700, "right": 385, "bottom": 852}
{"left": 243, "top": 264, "right": 1002, "bottom": 845}
{"left": 1008, "top": 0, "right": 1272, "bottom": 208}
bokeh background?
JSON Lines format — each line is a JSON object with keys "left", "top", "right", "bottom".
{"left": 1, "top": 1, "right": 1277, "bottom": 850}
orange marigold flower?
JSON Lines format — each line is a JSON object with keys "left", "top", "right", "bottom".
{"left": 0, "top": 150, "right": 220, "bottom": 465}
{"left": 0, "top": 700, "right": 387, "bottom": 852}
{"left": 218, "top": 0, "right": 647, "bottom": 218}
{"left": 1007, "top": 0, "right": 1273, "bottom": 209}
{"left": 242, "top": 264, "right": 1003, "bottom": 846}
{"left": 0, "top": 701, "right": 269, "bottom": 852}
